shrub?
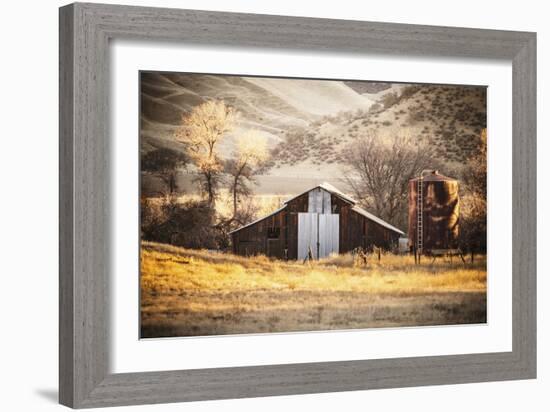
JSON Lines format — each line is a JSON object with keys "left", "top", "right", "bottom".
{"left": 141, "top": 198, "right": 227, "bottom": 249}
{"left": 381, "top": 92, "right": 399, "bottom": 109}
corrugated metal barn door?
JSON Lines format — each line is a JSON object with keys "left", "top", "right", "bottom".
{"left": 298, "top": 213, "right": 339, "bottom": 260}
{"left": 298, "top": 213, "right": 318, "bottom": 260}
{"left": 319, "top": 214, "right": 339, "bottom": 257}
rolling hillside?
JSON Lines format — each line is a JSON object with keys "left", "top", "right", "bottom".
{"left": 270, "top": 84, "right": 486, "bottom": 170}
{"left": 140, "top": 73, "right": 486, "bottom": 195}
{"left": 141, "top": 72, "right": 378, "bottom": 156}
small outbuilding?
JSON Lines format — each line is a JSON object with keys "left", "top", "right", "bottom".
{"left": 230, "top": 182, "right": 404, "bottom": 260}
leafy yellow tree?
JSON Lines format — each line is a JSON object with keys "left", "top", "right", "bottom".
{"left": 462, "top": 128, "right": 487, "bottom": 195}
{"left": 459, "top": 128, "right": 487, "bottom": 256}
{"left": 225, "top": 132, "right": 268, "bottom": 222}
{"left": 175, "top": 100, "right": 237, "bottom": 205}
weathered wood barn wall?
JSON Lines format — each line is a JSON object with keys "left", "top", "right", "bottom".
{"left": 230, "top": 183, "right": 404, "bottom": 260}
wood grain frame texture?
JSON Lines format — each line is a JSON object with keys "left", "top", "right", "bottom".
{"left": 59, "top": 2, "right": 537, "bottom": 408}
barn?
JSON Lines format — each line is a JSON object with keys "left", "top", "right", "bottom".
{"left": 230, "top": 183, "right": 404, "bottom": 260}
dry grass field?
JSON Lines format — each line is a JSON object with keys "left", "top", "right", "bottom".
{"left": 140, "top": 241, "right": 487, "bottom": 338}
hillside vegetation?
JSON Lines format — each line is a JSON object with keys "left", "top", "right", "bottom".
{"left": 141, "top": 242, "right": 487, "bottom": 338}
{"left": 270, "top": 85, "right": 486, "bottom": 169}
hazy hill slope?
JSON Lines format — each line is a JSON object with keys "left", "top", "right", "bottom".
{"left": 140, "top": 72, "right": 377, "bottom": 155}
{"left": 270, "top": 84, "right": 486, "bottom": 169}
{"left": 246, "top": 77, "right": 374, "bottom": 116}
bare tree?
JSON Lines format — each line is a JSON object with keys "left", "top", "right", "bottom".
{"left": 343, "top": 132, "right": 436, "bottom": 229}
{"left": 174, "top": 100, "right": 237, "bottom": 205}
{"left": 225, "top": 132, "right": 268, "bottom": 223}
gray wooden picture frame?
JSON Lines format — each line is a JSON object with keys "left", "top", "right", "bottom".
{"left": 59, "top": 2, "right": 536, "bottom": 408}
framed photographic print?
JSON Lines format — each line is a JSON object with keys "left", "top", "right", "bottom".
{"left": 138, "top": 72, "right": 488, "bottom": 339}
{"left": 59, "top": 2, "right": 536, "bottom": 408}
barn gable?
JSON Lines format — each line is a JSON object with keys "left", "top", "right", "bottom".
{"left": 283, "top": 182, "right": 356, "bottom": 207}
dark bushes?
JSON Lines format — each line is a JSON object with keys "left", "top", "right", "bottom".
{"left": 141, "top": 197, "right": 229, "bottom": 249}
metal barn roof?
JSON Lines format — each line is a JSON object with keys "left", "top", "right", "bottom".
{"left": 230, "top": 182, "right": 404, "bottom": 235}
{"left": 351, "top": 205, "right": 405, "bottom": 235}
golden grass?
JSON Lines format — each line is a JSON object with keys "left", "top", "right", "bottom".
{"left": 140, "top": 242, "right": 487, "bottom": 338}
{"left": 141, "top": 242, "right": 486, "bottom": 295}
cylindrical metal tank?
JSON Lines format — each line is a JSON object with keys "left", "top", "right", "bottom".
{"left": 408, "top": 170, "right": 460, "bottom": 252}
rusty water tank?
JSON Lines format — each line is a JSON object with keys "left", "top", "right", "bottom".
{"left": 408, "top": 170, "right": 460, "bottom": 252}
